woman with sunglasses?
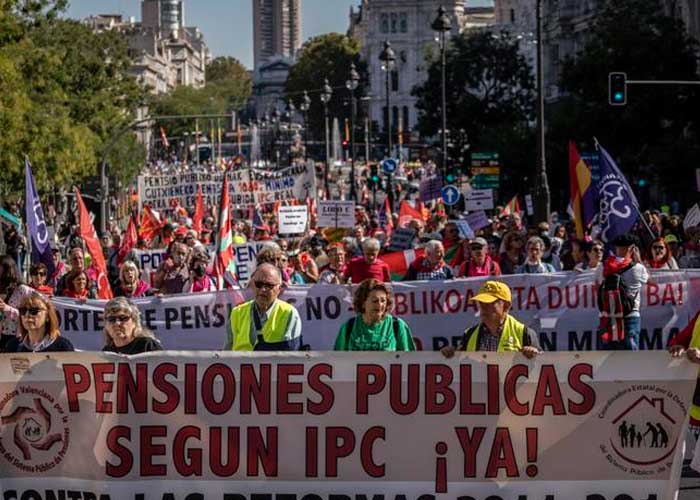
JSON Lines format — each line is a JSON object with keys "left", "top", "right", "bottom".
{"left": 102, "top": 297, "right": 162, "bottom": 354}
{"left": 3, "top": 293, "right": 73, "bottom": 352}
{"left": 29, "top": 263, "right": 54, "bottom": 296}
{"left": 574, "top": 241, "right": 605, "bottom": 273}
{"left": 645, "top": 237, "right": 679, "bottom": 271}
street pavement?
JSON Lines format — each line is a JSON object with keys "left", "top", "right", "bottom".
{"left": 681, "top": 465, "right": 700, "bottom": 499}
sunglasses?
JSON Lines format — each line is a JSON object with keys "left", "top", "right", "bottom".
{"left": 19, "top": 307, "right": 46, "bottom": 316}
{"left": 31, "top": 272, "right": 47, "bottom": 277}
{"left": 254, "top": 281, "right": 279, "bottom": 290}
{"left": 592, "top": 247, "right": 604, "bottom": 253}
{"left": 106, "top": 315, "right": 132, "bottom": 324}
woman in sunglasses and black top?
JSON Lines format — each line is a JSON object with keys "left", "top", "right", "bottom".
{"left": 28, "top": 263, "right": 54, "bottom": 296}
{"left": 3, "top": 293, "right": 74, "bottom": 352}
{"left": 102, "top": 297, "right": 162, "bottom": 355}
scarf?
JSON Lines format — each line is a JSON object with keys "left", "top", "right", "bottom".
{"left": 602, "top": 255, "right": 632, "bottom": 277}
{"left": 121, "top": 280, "right": 150, "bottom": 297}
{"left": 467, "top": 255, "right": 494, "bottom": 277}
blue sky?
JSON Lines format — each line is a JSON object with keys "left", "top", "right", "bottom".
{"left": 66, "top": 1, "right": 492, "bottom": 69}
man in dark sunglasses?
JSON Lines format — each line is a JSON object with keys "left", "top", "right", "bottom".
{"left": 224, "top": 263, "right": 302, "bottom": 351}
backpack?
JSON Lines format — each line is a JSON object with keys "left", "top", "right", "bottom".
{"left": 597, "top": 262, "right": 636, "bottom": 317}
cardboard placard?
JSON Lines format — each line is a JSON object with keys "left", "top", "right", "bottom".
{"left": 278, "top": 206, "right": 308, "bottom": 234}
{"left": 464, "top": 211, "right": 490, "bottom": 231}
{"left": 683, "top": 203, "right": 700, "bottom": 231}
{"left": 464, "top": 189, "right": 494, "bottom": 211}
{"left": 419, "top": 176, "right": 443, "bottom": 202}
{"left": 387, "top": 228, "right": 417, "bottom": 251}
{"left": 318, "top": 201, "right": 355, "bottom": 228}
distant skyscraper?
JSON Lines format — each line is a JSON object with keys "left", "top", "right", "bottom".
{"left": 142, "top": 0, "right": 184, "bottom": 37}
{"left": 253, "top": 0, "right": 302, "bottom": 69}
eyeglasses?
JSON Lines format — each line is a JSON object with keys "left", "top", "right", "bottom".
{"left": 106, "top": 315, "right": 132, "bottom": 324}
{"left": 254, "top": 281, "right": 279, "bottom": 290}
{"left": 592, "top": 247, "right": 604, "bottom": 253}
{"left": 31, "top": 271, "right": 47, "bottom": 277}
{"left": 19, "top": 307, "right": 46, "bottom": 316}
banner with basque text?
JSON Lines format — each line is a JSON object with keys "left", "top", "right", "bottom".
{"left": 137, "top": 162, "right": 316, "bottom": 211}
{"left": 52, "top": 271, "right": 700, "bottom": 352}
{"left": 0, "top": 352, "right": 694, "bottom": 499}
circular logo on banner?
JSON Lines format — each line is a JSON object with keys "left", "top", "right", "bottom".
{"left": 597, "top": 385, "right": 685, "bottom": 476}
{"left": 0, "top": 386, "right": 70, "bottom": 473}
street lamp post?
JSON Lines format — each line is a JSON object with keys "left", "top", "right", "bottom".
{"left": 432, "top": 6, "right": 452, "bottom": 180}
{"left": 271, "top": 107, "right": 281, "bottom": 168}
{"left": 534, "top": 0, "right": 551, "bottom": 221}
{"left": 299, "top": 91, "right": 311, "bottom": 160}
{"left": 379, "top": 41, "right": 397, "bottom": 210}
{"left": 346, "top": 63, "right": 360, "bottom": 202}
{"left": 320, "top": 78, "right": 333, "bottom": 199}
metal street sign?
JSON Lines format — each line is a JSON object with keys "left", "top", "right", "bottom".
{"left": 382, "top": 158, "right": 397, "bottom": 174}
{"left": 441, "top": 185, "right": 461, "bottom": 206}
{"left": 471, "top": 152, "right": 499, "bottom": 161}
{"left": 471, "top": 166, "right": 501, "bottom": 176}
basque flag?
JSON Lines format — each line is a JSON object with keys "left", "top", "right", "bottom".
{"left": 24, "top": 158, "right": 55, "bottom": 277}
{"left": 594, "top": 143, "right": 639, "bottom": 243}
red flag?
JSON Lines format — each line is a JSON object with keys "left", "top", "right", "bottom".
{"left": 117, "top": 215, "right": 138, "bottom": 265}
{"left": 380, "top": 196, "right": 394, "bottom": 238}
{"left": 193, "top": 186, "right": 204, "bottom": 235}
{"left": 399, "top": 200, "right": 424, "bottom": 227}
{"left": 500, "top": 195, "right": 521, "bottom": 217}
{"left": 138, "top": 206, "right": 162, "bottom": 244}
{"left": 74, "top": 188, "right": 113, "bottom": 299}
{"left": 159, "top": 127, "right": 170, "bottom": 149}
{"left": 212, "top": 172, "right": 237, "bottom": 288}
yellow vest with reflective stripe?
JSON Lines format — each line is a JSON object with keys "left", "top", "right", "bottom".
{"left": 688, "top": 319, "right": 700, "bottom": 421}
{"left": 229, "top": 300, "right": 294, "bottom": 351}
{"left": 464, "top": 314, "right": 525, "bottom": 352}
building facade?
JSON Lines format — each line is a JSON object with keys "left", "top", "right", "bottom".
{"left": 348, "top": 0, "right": 494, "bottom": 134}
{"left": 253, "top": 0, "right": 302, "bottom": 70}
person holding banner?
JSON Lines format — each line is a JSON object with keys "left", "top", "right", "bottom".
{"left": 3, "top": 292, "right": 74, "bottom": 353}
{"left": 457, "top": 237, "right": 501, "bottom": 278}
{"left": 224, "top": 263, "right": 303, "bottom": 351}
{"left": 102, "top": 297, "right": 162, "bottom": 355}
{"left": 318, "top": 243, "right": 347, "bottom": 284}
{"left": 334, "top": 279, "right": 415, "bottom": 351}
{"left": 515, "top": 237, "right": 557, "bottom": 274}
{"left": 441, "top": 281, "right": 540, "bottom": 358}
{"left": 113, "top": 261, "right": 153, "bottom": 298}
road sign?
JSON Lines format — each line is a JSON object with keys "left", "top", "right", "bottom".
{"left": 471, "top": 166, "right": 500, "bottom": 176}
{"left": 471, "top": 152, "right": 499, "bottom": 161}
{"left": 472, "top": 174, "right": 500, "bottom": 189}
{"left": 382, "top": 158, "right": 397, "bottom": 174}
{"left": 441, "top": 185, "right": 461, "bottom": 206}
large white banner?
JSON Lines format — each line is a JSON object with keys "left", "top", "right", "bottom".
{"left": 138, "top": 163, "right": 317, "bottom": 210}
{"left": 0, "top": 352, "right": 694, "bottom": 498}
{"left": 53, "top": 271, "right": 700, "bottom": 352}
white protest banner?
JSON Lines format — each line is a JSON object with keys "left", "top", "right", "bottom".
{"left": 278, "top": 205, "right": 308, "bottom": 234}
{"left": 137, "top": 162, "right": 317, "bottom": 211}
{"left": 0, "top": 352, "right": 693, "bottom": 499}
{"left": 683, "top": 203, "right": 700, "bottom": 231}
{"left": 464, "top": 210, "right": 490, "bottom": 231}
{"left": 464, "top": 189, "right": 494, "bottom": 210}
{"left": 317, "top": 200, "right": 355, "bottom": 228}
{"left": 54, "top": 270, "right": 700, "bottom": 352}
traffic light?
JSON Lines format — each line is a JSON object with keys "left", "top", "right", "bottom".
{"left": 369, "top": 164, "right": 380, "bottom": 189}
{"left": 342, "top": 140, "right": 349, "bottom": 151}
{"left": 609, "top": 72, "right": 627, "bottom": 105}
{"left": 445, "top": 168, "right": 457, "bottom": 184}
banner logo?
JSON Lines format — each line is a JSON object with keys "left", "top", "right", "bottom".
{"left": 0, "top": 386, "right": 70, "bottom": 472}
{"left": 598, "top": 385, "right": 684, "bottom": 475}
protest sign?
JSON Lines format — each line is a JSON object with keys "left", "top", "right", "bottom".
{"left": 55, "top": 270, "right": 700, "bottom": 353}
{"left": 454, "top": 219, "right": 474, "bottom": 239}
{"left": 137, "top": 163, "right": 316, "bottom": 211}
{"left": 387, "top": 227, "right": 416, "bottom": 251}
{"left": 278, "top": 206, "right": 308, "bottom": 234}
{"left": 525, "top": 194, "right": 534, "bottom": 216}
{"left": 464, "top": 189, "right": 494, "bottom": 210}
{"left": 317, "top": 200, "right": 354, "bottom": 228}
{"left": 683, "top": 203, "right": 700, "bottom": 231}
{"left": 419, "top": 176, "right": 443, "bottom": 202}
{"left": 464, "top": 210, "right": 490, "bottom": 231}
{"left": 0, "top": 352, "right": 693, "bottom": 499}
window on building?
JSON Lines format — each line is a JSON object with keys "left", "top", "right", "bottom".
{"left": 510, "top": 8, "right": 516, "bottom": 23}
{"left": 380, "top": 13, "right": 389, "bottom": 33}
{"left": 392, "top": 106, "right": 399, "bottom": 133}
{"left": 390, "top": 12, "right": 398, "bottom": 33}
{"left": 391, "top": 70, "right": 399, "bottom": 92}
{"left": 402, "top": 106, "right": 409, "bottom": 133}
{"left": 383, "top": 106, "right": 389, "bottom": 132}
{"left": 400, "top": 12, "right": 408, "bottom": 32}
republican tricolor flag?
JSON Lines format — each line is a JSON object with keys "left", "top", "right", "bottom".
{"left": 568, "top": 141, "right": 596, "bottom": 239}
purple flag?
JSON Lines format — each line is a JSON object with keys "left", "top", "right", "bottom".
{"left": 594, "top": 145, "right": 640, "bottom": 243}
{"left": 25, "top": 158, "right": 55, "bottom": 277}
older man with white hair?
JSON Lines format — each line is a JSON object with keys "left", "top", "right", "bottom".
{"left": 403, "top": 240, "right": 454, "bottom": 281}
{"left": 343, "top": 238, "right": 391, "bottom": 284}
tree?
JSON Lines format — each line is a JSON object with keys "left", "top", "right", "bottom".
{"left": 413, "top": 30, "right": 536, "bottom": 193}
{"left": 550, "top": 0, "right": 700, "bottom": 209}
{"left": 285, "top": 33, "right": 367, "bottom": 141}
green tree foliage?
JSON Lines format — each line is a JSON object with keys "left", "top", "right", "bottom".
{"left": 413, "top": 30, "right": 536, "bottom": 192}
{"left": 551, "top": 0, "right": 700, "bottom": 208}
{"left": 285, "top": 33, "right": 367, "bottom": 140}
{"left": 151, "top": 56, "right": 252, "bottom": 139}
{"left": 0, "top": 2, "right": 147, "bottom": 197}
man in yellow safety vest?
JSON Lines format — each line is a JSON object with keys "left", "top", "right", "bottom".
{"left": 442, "top": 280, "right": 540, "bottom": 358}
{"left": 224, "top": 263, "right": 303, "bottom": 351}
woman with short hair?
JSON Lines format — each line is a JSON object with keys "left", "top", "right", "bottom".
{"left": 516, "top": 236, "right": 556, "bottom": 274}
{"left": 334, "top": 279, "right": 415, "bottom": 351}
{"left": 102, "top": 297, "right": 162, "bottom": 355}
{"left": 3, "top": 293, "right": 74, "bottom": 352}
{"left": 113, "top": 260, "right": 152, "bottom": 298}
{"left": 28, "top": 263, "right": 54, "bottom": 296}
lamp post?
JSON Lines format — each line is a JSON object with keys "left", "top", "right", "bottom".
{"left": 299, "top": 91, "right": 311, "bottom": 159}
{"left": 320, "top": 78, "right": 333, "bottom": 199}
{"left": 534, "top": 0, "right": 551, "bottom": 221}
{"left": 346, "top": 63, "right": 360, "bottom": 202}
{"left": 379, "top": 41, "right": 396, "bottom": 210}
{"left": 432, "top": 6, "right": 452, "bottom": 180}
{"left": 270, "top": 107, "right": 281, "bottom": 168}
